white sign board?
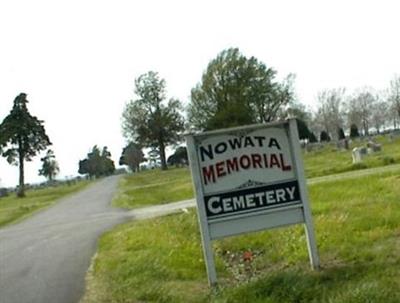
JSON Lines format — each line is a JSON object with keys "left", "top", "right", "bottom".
{"left": 186, "top": 119, "right": 319, "bottom": 285}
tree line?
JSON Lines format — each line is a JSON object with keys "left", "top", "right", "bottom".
{"left": 121, "top": 47, "right": 400, "bottom": 170}
{"left": 121, "top": 48, "right": 297, "bottom": 170}
{"left": 309, "top": 83, "right": 400, "bottom": 141}
{"left": 0, "top": 94, "right": 116, "bottom": 196}
{"left": 1, "top": 47, "right": 399, "bottom": 196}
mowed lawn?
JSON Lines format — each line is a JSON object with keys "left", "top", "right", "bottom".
{"left": 303, "top": 135, "right": 400, "bottom": 178}
{"left": 113, "top": 135, "right": 400, "bottom": 209}
{"left": 0, "top": 180, "right": 90, "bottom": 228}
{"left": 112, "top": 168, "right": 193, "bottom": 208}
{"left": 82, "top": 169, "right": 400, "bottom": 303}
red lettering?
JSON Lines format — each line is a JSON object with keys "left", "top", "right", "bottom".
{"left": 251, "top": 154, "right": 262, "bottom": 168}
{"left": 280, "top": 153, "right": 292, "bottom": 171}
{"left": 202, "top": 165, "right": 216, "bottom": 185}
{"left": 201, "top": 152, "right": 290, "bottom": 186}
{"left": 239, "top": 155, "right": 251, "bottom": 169}
{"left": 226, "top": 157, "right": 239, "bottom": 174}
{"left": 215, "top": 161, "right": 226, "bottom": 178}
{"left": 263, "top": 153, "right": 269, "bottom": 168}
{"left": 270, "top": 154, "right": 281, "bottom": 168}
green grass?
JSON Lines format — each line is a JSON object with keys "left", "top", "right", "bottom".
{"left": 112, "top": 167, "right": 193, "bottom": 208}
{"left": 303, "top": 136, "right": 400, "bottom": 178}
{"left": 82, "top": 170, "right": 400, "bottom": 303}
{"left": 0, "top": 180, "right": 90, "bottom": 227}
{"left": 113, "top": 136, "right": 400, "bottom": 209}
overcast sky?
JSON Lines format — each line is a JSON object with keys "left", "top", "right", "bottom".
{"left": 1, "top": 0, "right": 399, "bottom": 187}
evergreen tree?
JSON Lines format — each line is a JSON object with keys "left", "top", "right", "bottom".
{"left": 338, "top": 128, "right": 346, "bottom": 140}
{"left": 167, "top": 146, "right": 188, "bottom": 166}
{"left": 78, "top": 145, "right": 115, "bottom": 178}
{"left": 350, "top": 124, "right": 360, "bottom": 138}
{"left": 320, "top": 131, "right": 331, "bottom": 142}
{"left": 296, "top": 119, "right": 312, "bottom": 140}
{"left": 39, "top": 149, "right": 59, "bottom": 182}
{"left": 309, "top": 132, "right": 318, "bottom": 143}
{"left": 0, "top": 93, "right": 51, "bottom": 197}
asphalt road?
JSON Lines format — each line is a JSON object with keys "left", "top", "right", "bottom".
{"left": 0, "top": 176, "right": 129, "bottom": 303}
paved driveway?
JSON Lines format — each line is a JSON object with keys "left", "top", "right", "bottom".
{"left": 0, "top": 176, "right": 128, "bottom": 303}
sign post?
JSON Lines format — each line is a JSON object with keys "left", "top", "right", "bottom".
{"left": 185, "top": 119, "right": 319, "bottom": 285}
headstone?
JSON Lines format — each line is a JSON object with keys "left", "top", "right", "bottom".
{"left": 352, "top": 147, "right": 366, "bottom": 163}
{"left": 366, "top": 141, "right": 382, "bottom": 153}
{"left": 337, "top": 139, "right": 349, "bottom": 150}
{"left": 372, "top": 144, "right": 382, "bottom": 152}
{"left": 359, "top": 147, "right": 368, "bottom": 155}
{"left": 304, "top": 143, "right": 323, "bottom": 153}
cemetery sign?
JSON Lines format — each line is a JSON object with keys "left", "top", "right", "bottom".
{"left": 186, "top": 119, "right": 320, "bottom": 285}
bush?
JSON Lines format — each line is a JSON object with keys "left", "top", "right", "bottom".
{"left": 350, "top": 124, "right": 360, "bottom": 138}
{"left": 320, "top": 131, "right": 331, "bottom": 142}
{"left": 338, "top": 128, "right": 346, "bottom": 140}
{"left": 382, "top": 156, "right": 395, "bottom": 165}
{"left": 351, "top": 162, "right": 368, "bottom": 170}
{"left": 0, "top": 188, "right": 9, "bottom": 198}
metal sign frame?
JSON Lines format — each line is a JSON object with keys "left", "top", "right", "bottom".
{"left": 185, "top": 119, "right": 319, "bottom": 285}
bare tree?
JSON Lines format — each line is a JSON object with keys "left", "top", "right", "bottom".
{"left": 389, "top": 102, "right": 400, "bottom": 129}
{"left": 314, "top": 88, "right": 346, "bottom": 140}
{"left": 345, "top": 98, "right": 362, "bottom": 132}
{"left": 347, "top": 87, "right": 376, "bottom": 136}
{"left": 370, "top": 96, "right": 388, "bottom": 133}
{"left": 388, "top": 75, "right": 400, "bottom": 128}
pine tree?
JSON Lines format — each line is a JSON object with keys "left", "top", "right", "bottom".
{"left": 39, "top": 149, "right": 59, "bottom": 182}
{"left": 0, "top": 93, "right": 51, "bottom": 197}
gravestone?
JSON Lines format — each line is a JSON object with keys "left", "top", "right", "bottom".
{"left": 352, "top": 147, "right": 367, "bottom": 164}
{"left": 366, "top": 141, "right": 382, "bottom": 154}
{"left": 337, "top": 139, "right": 349, "bottom": 150}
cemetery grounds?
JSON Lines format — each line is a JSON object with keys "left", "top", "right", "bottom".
{"left": 81, "top": 135, "right": 400, "bottom": 303}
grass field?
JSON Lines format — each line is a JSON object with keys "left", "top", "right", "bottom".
{"left": 112, "top": 168, "right": 193, "bottom": 208}
{"left": 113, "top": 136, "right": 400, "bottom": 209}
{"left": 303, "top": 136, "right": 400, "bottom": 178}
{"left": 82, "top": 169, "right": 400, "bottom": 303}
{"left": 0, "top": 180, "right": 90, "bottom": 228}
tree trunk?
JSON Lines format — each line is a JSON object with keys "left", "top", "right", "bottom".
{"left": 17, "top": 145, "right": 25, "bottom": 198}
{"left": 363, "top": 120, "right": 369, "bottom": 136}
{"left": 159, "top": 140, "right": 168, "bottom": 171}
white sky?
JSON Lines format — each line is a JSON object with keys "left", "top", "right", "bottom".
{"left": 1, "top": 0, "right": 399, "bottom": 187}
